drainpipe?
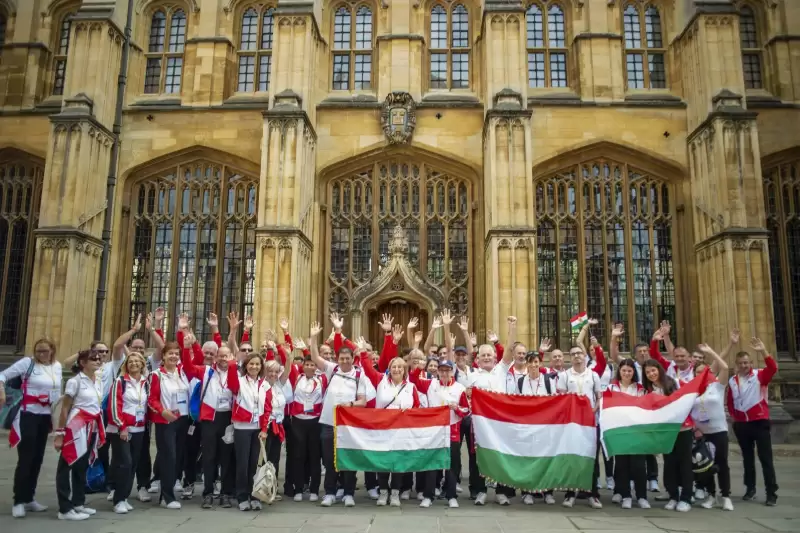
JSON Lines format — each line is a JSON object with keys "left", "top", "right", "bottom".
{"left": 95, "top": 0, "right": 134, "bottom": 339}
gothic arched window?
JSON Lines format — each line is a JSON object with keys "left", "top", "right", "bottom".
{"left": 144, "top": 8, "right": 187, "bottom": 94}
{"left": 332, "top": 4, "right": 374, "bottom": 90}
{"left": 237, "top": 5, "right": 275, "bottom": 92}
{"left": 623, "top": 3, "right": 666, "bottom": 89}
{"left": 429, "top": 3, "right": 470, "bottom": 89}
{"left": 525, "top": 2, "right": 568, "bottom": 88}
{"left": 128, "top": 161, "right": 257, "bottom": 340}
{"left": 535, "top": 158, "right": 675, "bottom": 350}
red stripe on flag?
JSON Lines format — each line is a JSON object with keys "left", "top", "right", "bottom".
{"left": 602, "top": 368, "right": 714, "bottom": 410}
{"left": 470, "top": 388, "right": 596, "bottom": 427}
{"left": 336, "top": 405, "right": 450, "bottom": 430}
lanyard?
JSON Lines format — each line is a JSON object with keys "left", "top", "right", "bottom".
{"left": 241, "top": 376, "right": 261, "bottom": 406}
{"left": 41, "top": 364, "right": 58, "bottom": 389}
{"left": 81, "top": 374, "right": 102, "bottom": 406}
{"left": 526, "top": 376, "right": 541, "bottom": 395}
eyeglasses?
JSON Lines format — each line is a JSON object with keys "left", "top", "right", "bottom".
{"left": 241, "top": 348, "right": 253, "bottom": 352}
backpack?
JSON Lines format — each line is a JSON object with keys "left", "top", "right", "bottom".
{"left": 517, "top": 375, "right": 552, "bottom": 396}
{"left": 85, "top": 461, "right": 106, "bottom": 494}
{"left": 692, "top": 437, "right": 716, "bottom": 474}
{"left": 189, "top": 367, "right": 214, "bottom": 421}
{"left": 0, "top": 359, "right": 35, "bottom": 430}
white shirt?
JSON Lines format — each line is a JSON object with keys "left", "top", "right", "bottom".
{"left": 557, "top": 367, "right": 601, "bottom": 409}
{"left": 375, "top": 378, "right": 417, "bottom": 409}
{"left": 692, "top": 381, "right": 727, "bottom": 434}
{"left": 64, "top": 372, "right": 104, "bottom": 416}
{"left": 518, "top": 373, "right": 550, "bottom": 396}
{"left": 0, "top": 359, "right": 62, "bottom": 414}
{"left": 454, "top": 365, "right": 473, "bottom": 388}
{"left": 319, "top": 361, "right": 368, "bottom": 426}
{"left": 157, "top": 368, "right": 191, "bottom": 417}
{"left": 98, "top": 359, "right": 125, "bottom": 399}
{"left": 467, "top": 363, "right": 507, "bottom": 393}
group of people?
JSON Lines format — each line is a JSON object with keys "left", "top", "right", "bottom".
{"left": 0, "top": 308, "right": 780, "bottom": 521}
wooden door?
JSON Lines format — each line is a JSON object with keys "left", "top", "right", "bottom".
{"left": 368, "top": 301, "right": 429, "bottom": 352}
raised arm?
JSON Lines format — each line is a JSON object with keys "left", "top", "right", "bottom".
{"left": 698, "top": 343, "right": 728, "bottom": 384}
{"left": 660, "top": 321, "right": 675, "bottom": 358}
{"left": 113, "top": 314, "right": 142, "bottom": 360}
{"left": 649, "top": 326, "right": 671, "bottom": 371}
{"left": 242, "top": 315, "right": 254, "bottom": 344}
{"left": 610, "top": 323, "right": 625, "bottom": 363}
{"left": 458, "top": 316, "right": 474, "bottom": 356}
{"left": 279, "top": 318, "right": 294, "bottom": 351}
{"left": 576, "top": 319, "right": 592, "bottom": 354}
{"left": 406, "top": 317, "right": 419, "bottom": 349}
{"left": 502, "top": 317, "right": 517, "bottom": 366}
{"left": 357, "top": 337, "right": 382, "bottom": 388}
{"left": 308, "top": 322, "right": 328, "bottom": 371}
{"left": 590, "top": 337, "right": 607, "bottom": 377}
{"left": 180, "top": 332, "right": 206, "bottom": 381}
{"left": 207, "top": 312, "right": 221, "bottom": 347}
{"left": 720, "top": 328, "right": 740, "bottom": 363}
{"left": 751, "top": 337, "right": 778, "bottom": 386}
{"left": 227, "top": 311, "right": 242, "bottom": 354}
{"left": 376, "top": 314, "right": 395, "bottom": 372}
{"left": 423, "top": 315, "right": 443, "bottom": 354}
{"left": 441, "top": 309, "right": 455, "bottom": 359}
{"left": 146, "top": 312, "right": 166, "bottom": 354}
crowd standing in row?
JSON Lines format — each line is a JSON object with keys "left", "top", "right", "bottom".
{"left": 0, "top": 308, "right": 779, "bottom": 520}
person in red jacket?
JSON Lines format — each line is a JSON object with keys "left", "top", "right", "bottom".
{"left": 726, "top": 336, "right": 778, "bottom": 506}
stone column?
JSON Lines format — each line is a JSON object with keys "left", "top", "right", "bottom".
{"left": 25, "top": 6, "right": 124, "bottom": 357}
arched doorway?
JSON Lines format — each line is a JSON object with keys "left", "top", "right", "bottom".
{"left": 367, "top": 300, "right": 429, "bottom": 352}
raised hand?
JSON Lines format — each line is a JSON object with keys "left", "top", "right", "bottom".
{"left": 207, "top": 312, "right": 219, "bottom": 328}
{"left": 408, "top": 317, "right": 419, "bottom": 330}
{"left": 310, "top": 321, "right": 323, "bottom": 337}
{"left": 145, "top": 313, "right": 153, "bottom": 331}
{"left": 177, "top": 313, "right": 190, "bottom": 331}
{"left": 355, "top": 336, "right": 368, "bottom": 351}
{"left": 660, "top": 320, "right": 672, "bottom": 336}
{"left": 330, "top": 312, "right": 344, "bottom": 330}
{"left": 441, "top": 309, "right": 454, "bottom": 325}
{"left": 652, "top": 327, "right": 664, "bottom": 341}
{"left": 588, "top": 318, "right": 599, "bottom": 326}
{"left": 730, "top": 328, "right": 741, "bottom": 345}
{"left": 611, "top": 324, "right": 625, "bottom": 339}
{"left": 294, "top": 339, "right": 307, "bottom": 351}
{"left": 243, "top": 315, "right": 254, "bottom": 331}
{"left": 469, "top": 332, "right": 477, "bottom": 346}
{"left": 154, "top": 306, "right": 165, "bottom": 324}
{"left": 507, "top": 316, "right": 517, "bottom": 327}
{"left": 487, "top": 330, "right": 499, "bottom": 343}
{"left": 697, "top": 343, "right": 711, "bottom": 354}
{"left": 458, "top": 316, "right": 469, "bottom": 331}
{"left": 392, "top": 324, "right": 404, "bottom": 343}
{"left": 228, "top": 311, "right": 241, "bottom": 329}
{"left": 414, "top": 330, "right": 423, "bottom": 344}
{"left": 539, "top": 337, "right": 552, "bottom": 352}
{"left": 265, "top": 329, "right": 276, "bottom": 343}
{"left": 132, "top": 313, "right": 143, "bottom": 332}
{"left": 750, "top": 337, "right": 766, "bottom": 353}
{"left": 590, "top": 336, "right": 599, "bottom": 348}
{"left": 183, "top": 332, "right": 196, "bottom": 346}
{"left": 449, "top": 333, "right": 456, "bottom": 347}
{"left": 280, "top": 318, "right": 289, "bottom": 331}
{"left": 431, "top": 316, "right": 443, "bottom": 329}
{"left": 380, "top": 313, "right": 394, "bottom": 332}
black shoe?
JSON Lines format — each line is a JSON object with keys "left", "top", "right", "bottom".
{"left": 743, "top": 488, "right": 756, "bottom": 501}
{"left": 766, "top": 494, "right": 777, "bottom": 506}
{"left": 220, "top": 495, "right": 232, "bottom": 508}
{"left": 202, "top": 495, "right": 214, "bottom": 509}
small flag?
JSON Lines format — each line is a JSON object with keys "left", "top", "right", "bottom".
{"left": 570, "top": 312, "right": 588, "bottom": 333}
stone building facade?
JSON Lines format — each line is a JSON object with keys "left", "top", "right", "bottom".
{"left": 0, "top": 0, "right": 799, "bottom": 417}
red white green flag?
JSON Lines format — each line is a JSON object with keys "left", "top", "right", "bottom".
{"left": 471, "top": 389, "right": 597, "bottom": 492}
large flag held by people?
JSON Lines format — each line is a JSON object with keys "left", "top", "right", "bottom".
{"left": 600, "top": 368, "right": 714, "bottom": 457}
{"left": 334, "top": 406, "right": 451, "bottom": 473}
{"left": 471, "top": 389, "right": 597, "bottom": 492}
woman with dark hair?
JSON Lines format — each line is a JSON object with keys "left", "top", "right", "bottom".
{"left": 0, "top": 338, "right": 62, "bottom": 518}
{"left": 147, "top": 340, "right": 191, "bottom": 509}
{"left": 608, "top": 359, "right": 649, "bottom": 509}
{"left": 54, "top": 349, "right": 105, "bottom": 521}
{"left": 642, "top": 359, "right": 693, "bottom": 512}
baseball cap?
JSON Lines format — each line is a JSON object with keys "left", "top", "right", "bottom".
{"left": 438, "top": 360, "right": 455, "bottom": 370}
{"left": 454, "top": 346, "right": 468, "bottom": 354}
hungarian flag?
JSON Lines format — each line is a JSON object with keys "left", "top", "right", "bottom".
{"left": 335, "top": 406, "right": 450, "bottom": 473}
{"left": 471, "top": 389, "right": 597, "bottom": 492}
{"left": 570, "top": 312, "right": 588, "bottom": 333}
{"left": 600, "top": 368, "right": 714, "bottom": 457}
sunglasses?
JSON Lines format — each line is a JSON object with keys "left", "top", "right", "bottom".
{"left": 93, "top": 349, "right": 109, "bottom": 354}
{"left": 242, "top": 348, "right": 253, "bottom": 352}
{"left": 88, "top": 355, "right": 102, "bottom": 362}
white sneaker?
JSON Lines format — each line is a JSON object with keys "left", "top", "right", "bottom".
{"left": 107, "top": 490, "right": 115, "bottom": 501}
{"left": 343, "top": 495, "right": 355, "bottom": 507}
{"left": 400, "top": 490, "right": 410, "bottom": 500}
{"left": 368, "top": 487, "right": 380, "bottom": 500}
{"left": 293, "top": 493, "right": 303, "bottom": 502}
{"left": 448, "top": 498, "right": 459, "bottom": 508}
{"left": 138, "top": 488, "right": 152, "bottom": 502}
{"left": 665, "top": 499, "right": 678, "bottom": 511}
{"left": 24, "top": 501, "right": 47, "bottom": 512}
{"left": 160, "top": 500, "right": 181, "bottom": 510}
{"left": 612, "top": 493, "right": 622, "bottom": 504}
{"left": 588, "top": 497, "right": 603, "bottom": 509}
{"left": 474, "top": 492, "right": 486, "bottom": 505}
{"left": 434, "top": 488, "right": 441, "bottom": 498}
{"left": 320, "top": 495, "right": 335, "bottom": 507}
{"left": 182, "top": 484, "right": 194, "bottom": 499}
{"left": 114, "top": 501, "right": 129, "bottom": 514}
{"left": 250, "top": 500, "right": 262, "bottom": 510}
{"left": 694, "top": 488, "right": 706, "bottom": 500}
{"left": 495, "top": 493, "right": 510, "bottom": 506}
{"left": 309, "top": 494, "right": 319, "bottom": 502}
{"left": 676, "top": 501, "right": 691, "bottom": 512}
{"left": 147, "top": 480, "right": 160, "bottom": 494}
{"left": 522, "top": 494, "right": 534, "bottom": 505}
{"left": 174, "top": 481, "right": 182, "bottom": 492}
{"left": 124, "top": 500, "right": 134, "bottom": 511}
{"left": 606, "top": 477, "right": 615, "bottom": 491}
{"left": 419, "top": 497, "right": 432, "bottom": 508}
{"left": 545, "top": 493, "right": 556, "bottom": 505}
{"left": 74, "top": 506, "right": 96, "bottom": 515}
{"left": 648, "top": 480, "right": 660, "bottom": 492}
{"left": 638, "top": 498, "right": 651, "bottom": 509}
{"left": 389, "top": 490, "right": 401, "bottom": 507}
{"left": 417, "top": 491, "right": 425, "bottom": 501}
{"left": 58, "top": 510, "right": 90, "bottom": 521}
{"left": 563, "top": 496, "right": 575, "bottom": 508}
{"left": 456, "top": 484, "right": 463, "bottom": 494}
{"left": 701, "top": 495, "right": 717, "bottom": 509}
{"left": 621, "top": 497, "right": 632, "bottom": 509}
{"left": 239, "top": 501, "right": 250, "bottom": 511}
{"left": 335, "top": 488, "right": 344, "bottom": 501}
{"left": 12, "top": 504, "right": 25, "bottom": 518}
{"left": 377, "top": 490, "right": 388, "bottom": 506}
{"left": 721, "top": 497, "right": 734, "bottom": 511}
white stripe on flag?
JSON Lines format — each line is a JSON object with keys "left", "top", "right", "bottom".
{"left": 337, "top": 425, "right": 448, "bottom": 452}
{"left": 600, "top": 393, "right": 699, "bottom": 432}
{"left": 473, "top": 415, "right": 596, "bottom": 459}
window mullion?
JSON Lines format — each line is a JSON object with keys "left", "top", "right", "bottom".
{"left": 622, "top": 164, "right": 638, "bottom": 347}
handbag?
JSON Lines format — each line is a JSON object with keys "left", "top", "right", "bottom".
{"left": 1, "top": 359, "right": 36, "bottom": 430}
{"left": 251, "top": 439, "right": 277, "bottom": 504}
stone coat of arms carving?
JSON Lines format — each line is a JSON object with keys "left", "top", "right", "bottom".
{"left": 381, "top": 92, "right": 417, "bottom": 145}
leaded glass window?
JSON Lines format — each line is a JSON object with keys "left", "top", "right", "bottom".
{"left": 53, "top": 12, "right": 75, "bottom": 96}
{"left": 623, "top": 4, "right": 666, "bottom": 90}
{"left": 738, "top": 5, "right": 763, "bottom": 90}
{"left": 526, "top": 3, "right": 568, "bottom": 89}
{"left": 237, "top": 5, "right": 275, "bottom": 92}
{"left": 327, "top": 162, "right": 471, "bottom": 316}
{"left": 0, "top": 155, "right": 43, "bottom": 350}
{"left": 128, "top": 161, "right": 257, "bottom": 340}
{"left": 144, "top": 8, "right": 186, "bottom": 94}
{"left": 429, "top": 4, "right": 471, "bottom": 89}
{"left": 332, "top": 5, "right": 374, "bottom": 91}
{"left": 535, "top": 159, "right": 675, "bottom": 349}
{"left": 763, "top": 158, "right": 800, "bottom": 357}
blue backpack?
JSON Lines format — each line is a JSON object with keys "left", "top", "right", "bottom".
{"left": 189, "top": 367, "right": 214, "bottom": 421}
{"left": 85, "top": 462, "right": 106, "bottom": 494}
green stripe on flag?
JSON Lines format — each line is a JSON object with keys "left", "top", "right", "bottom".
{"left": 336, "top": 447, "right": 450, "bottom": 473}
{"left": 475, "top": 448, "right": 595, "bottom": 492}
{"left": 603, "top": 423, "right": 683, "bottom": 456}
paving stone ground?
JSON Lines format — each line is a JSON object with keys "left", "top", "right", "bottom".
{"left": 1, "top": 438, "right": 799, "bottom": 533}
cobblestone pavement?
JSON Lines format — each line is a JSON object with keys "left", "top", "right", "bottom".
{"left": 1, "top": 440, "right": 799, "bottom": 533}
